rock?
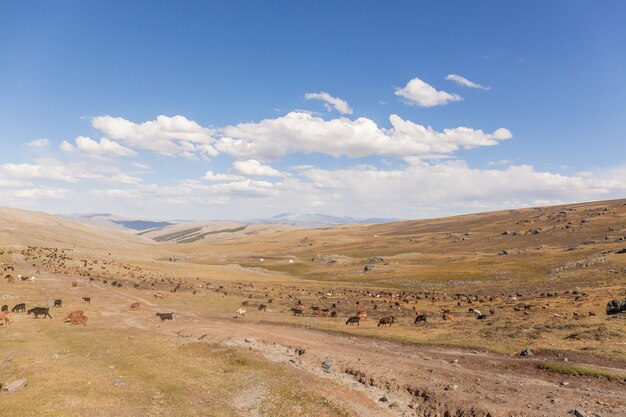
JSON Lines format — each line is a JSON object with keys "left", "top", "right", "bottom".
{"left": 569, "top": 409, "right": 586, "bottom": 417}
{"left": 616, "top": 248, "right": 626, "bottom": 254}
{"left": 311, "top": 254, "right": 336, "bottom": 264}
{"left": 321, "top": 359, "right": 333, "bottom": 373}
{"left": 52, "top": 354, "right": 60, "bottom": 360}
{"left": 298, "top": 237, "right": 315, "bottom": 247}
{"left": 529, "top": 228, "right": 543, "bottom": 234}
{"left": 244, "top": 338, "right": 256, "bottom": 343}
{"left": 362, "top": 264, "right": 375, "bottom": 274}
{"left": 2, "top": 359, "right": 12, "bottom": 365}
{"left": 520, "top": 347, "right": 534, "bottom": 357}
{"left": 379, "top": 396, "right": 388, "bottom": 402}
{"left": 112, "top": 380, "right": 126, "bottom": 387}
{"left": 444, "top": 384, "right": 458, "bottom": 391}
{"left": 606, "top": 298, "right": 626, "bottom": 315}
{"left": 498, "top": 250, "right": 509, "bottom": 256}
{"left": 366, "top": 256, "right": 385, "bottom": 264}
{"left": 561, "top": 381, "right": 569, "bottom": 386}
{"left": 1, "top": 378, "right": 27, "bottom": 393}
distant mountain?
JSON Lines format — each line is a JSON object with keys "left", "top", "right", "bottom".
{"left": 60, "top": 213, "right": 177, "bottom": 231}
{"left": 246, "top": 212, "right": 399, "bottom": 228}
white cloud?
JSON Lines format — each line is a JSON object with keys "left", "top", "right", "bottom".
{"left": 304, "top": 91, "right": 353, "bottom": 114}
{"left": 216, "top": 111, "right": 511, "bottom": 160}
{"left": 60, "top": 141, "right": 74, "bottom": 152}
{"left": 75, "top": 136, "right": 137, "bottom": 157}
{"left": 91, "top": 115, "right": 218, "bottom": 158}
{"left": 445, "top": 74, "right": 490, "bottom": 90}
{"left": 12, "top": 187, "right": 70, "bottom": 200}
{"left": 488, "top": 159, "right": 513, "bottom": 166}
{"left": 27, "top": 138, "right": 49, "bottom": 147}
{"left": 202, "top": 171, "right": 245, "bottom": 182}
{"left": 110, "top": 174, "right": 143, "bottom": 185}
{"left": 131, "top": 162, "right": 151, "bottom": 170}
{"left": 395, "top": 77, "right": 462, "bottom": 107}
{"left": 232, "top": 159, "right": 283, "bottom": 177}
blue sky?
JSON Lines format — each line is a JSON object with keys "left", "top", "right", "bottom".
{"left": 1, "top": 1, "right": 625, "bottom": 220}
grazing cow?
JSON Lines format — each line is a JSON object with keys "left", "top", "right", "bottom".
{"left": 443, "top": 313, "right": 454, "bottom": 322}
{"left": 70, "top": 315, "right": 88, "bottom": 326}
{"left": 54, "top": 299, "right": 62, "bottom": 307}
{"left": 476, "top": 314, "right": 487, "bottom": 320}
{"left": 1, "top": 305, "right": 7, "bottom": 312}
{"left": 414, "top": 314, "right": 427, "bottom": 324}
{"left": 82, "top": 297, "right": 91, "bottom": 304}
{"left": 11, "top": 303, "right": 26, "bottom": 313}
{"left": 472, "top": 309, "right": 482, "bottom": 316}
{"left": 28, "top": 307, "right": 52, "bottom": 319}
{"left": 588, "top": 311, "right": 596, "bottom": 317}
{"left": 258, "top": 304, "right": 267, "bottom": 311}
{"left": 357, "top": 310, "right": 368, "bottom": 321}
{"left": 234, "top": 308, "right": 246, "bottom": 318}
{"left": 378, "top": 316, "right": 395, "bottom": 327}
{"left": 154, "top": 292, "right": 164, "bottom": 299}
{"left": 330, "top": 311, "right": 337, "bottom": 317}
{"left": 291, "top": 306, "right": 304, "bottom": 316}
{"left": 0, "top": 311, "right": 10, "bottom": 325}
{"left": 345, "top": 316, "right": 360, "bottom": 326}
{"left": 63, "top": 310, "right": 84, "bottom": 322}
{"left": 156, "top": 312, "right": 174, "bottom": 322}
{"left": 129, "top": 302, "right": 140, "bottom": 311}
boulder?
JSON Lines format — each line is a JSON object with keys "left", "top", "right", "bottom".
{"left": 366, "top": 256, "right": 385, "bottom": 264}
{"left": 1, "top": 378, "right": 27, "bottom": 393}
{"left": 606, "top": 298, "right": 626, "bottom": 315}
{"left": 321, "top": 359, "right": 333, "bottom": 373}
{"left": 311, "top": 254, "right": 336, "bottom": 264}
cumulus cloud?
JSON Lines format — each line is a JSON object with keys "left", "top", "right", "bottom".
{"left": 232, "top": 159, "right": 283, "bottom": 177}
{"left": 216, "top": 111, "right": 511, "bottom": 160}
{"left": 91, "top": 115, "right": 218, "bottom": 158}
{"left": 27, "top": 138, "right": 49, "bottom": 147}
{"left": 395, "top": 77, "right": 462, "bottom": 107}
{"left": 60, "top": 140, "right": 75, "bottom": 152}
{"left": 304, "top": 91, "right": 353, "bottom": 114}
{"left": 202, "top": 171, "right": 245, "bottom": 182}
{"left": 74, "top": 136, "right": 137, "bottom": 157}
{"left": 445, "top": 74, "right": 490, "bottom": 90}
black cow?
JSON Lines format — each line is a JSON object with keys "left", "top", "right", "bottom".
{"left": 291, "top": 308, "right": 304, "bottom": 316}
{"left": 414, "top": 314, "right": 428, "bottom": 324}
{"left": 330, "top": 311, "right": 337, "bottom": 317}
{"left": 156, "top": 312, "right": 173, "bottom": 322}
{"left": 28, "top": 307, "right": 52, "bottom": 319}
{"left": 82, "top": 297, "right": 91, "bottom": 304}
{"left": 345, "top": 316, "right": 360, "bottom": 326}
{"left": 54, "top": 299, "right": 62, "bottom": 307}
{"left": 1, "top": 305, "right": 8, "bottom": 312}
{"left": 12, "top": 303, "right": 26, "bottom": 313}
{"left": 378, "top": 316, "right": 394, "bottom": 327}
{"left": 476, "top": 314, "right": 487, "bottom": 320}
{"left": 258, "top": 304, "right": 267, "bottom": 311}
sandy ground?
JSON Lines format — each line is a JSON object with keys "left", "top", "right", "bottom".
{"left": 5, "top": 262, "right": 624, "bottom": 417}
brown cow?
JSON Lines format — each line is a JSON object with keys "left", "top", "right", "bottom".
{"left": 0, "top": 311, "right": 10, "bottom": 325}
{"left": 63, "top": 310, "right": 84, "bottom": 323}
{"left": 129, "top": 302, "right": 140, "bottom": 311}
{"left": 357, "top": 310, "right": 368, "bottom": 321}
{"left": 443, "top": 313, "right": 454, "bottom": 321}
{"left": 70, "top": 315, "right": 88, "bottom": 325}
{"left": 154, "top": 292, "right": 164, "bottom": 299}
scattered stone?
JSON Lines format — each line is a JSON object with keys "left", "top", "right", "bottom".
{"left": 152, "top": 392, "right": 164, "bottom": 401}
{"left": 311, "top": 254, "right": 336, "bottom": 264}
{"left": 2, "top": 359, "right": 12, "bottom": 365}
{"left": 444, "top": 384, "right": 458, "bottom": 391}
{"left": 520, "top": 347, "right": 534, "bottom": 357}
{"left": 112, "top": 380, "right": 126, "bottom": 387}
{"left": 366, "top": 256, "right": 385, "bottom": 264}
{"left": 569, "top": 409, "right": 586, "bottom": 417}
{"left": 321, "top": 359, "right": 333, "bottom": 373}
{"left": 616, "top": 248, "right": 626, "bottom": 254}
{"left": 362, "top": 264, "right": 376, "bottom": 274}
{"left": 2, "top": 378, "right": 27, "bottom": 393}
{"left": 379, "top": 396, "right": 388, "bottom": 402}
{"left": 52, "top": 354, "right": 60, "bottom": 360}
{"left": 244, "top": 338, "right": 256, "bottom": 343}
{"left": 561, "top": 381, "right": 569, "bottom": 386}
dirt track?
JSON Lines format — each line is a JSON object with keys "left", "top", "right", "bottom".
{"left": 18, "top": 266, "right": 623, "bottom": 417}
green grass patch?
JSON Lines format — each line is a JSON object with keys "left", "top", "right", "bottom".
{"left": 537, "top": 363, "right": 626, "bottom": 381}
